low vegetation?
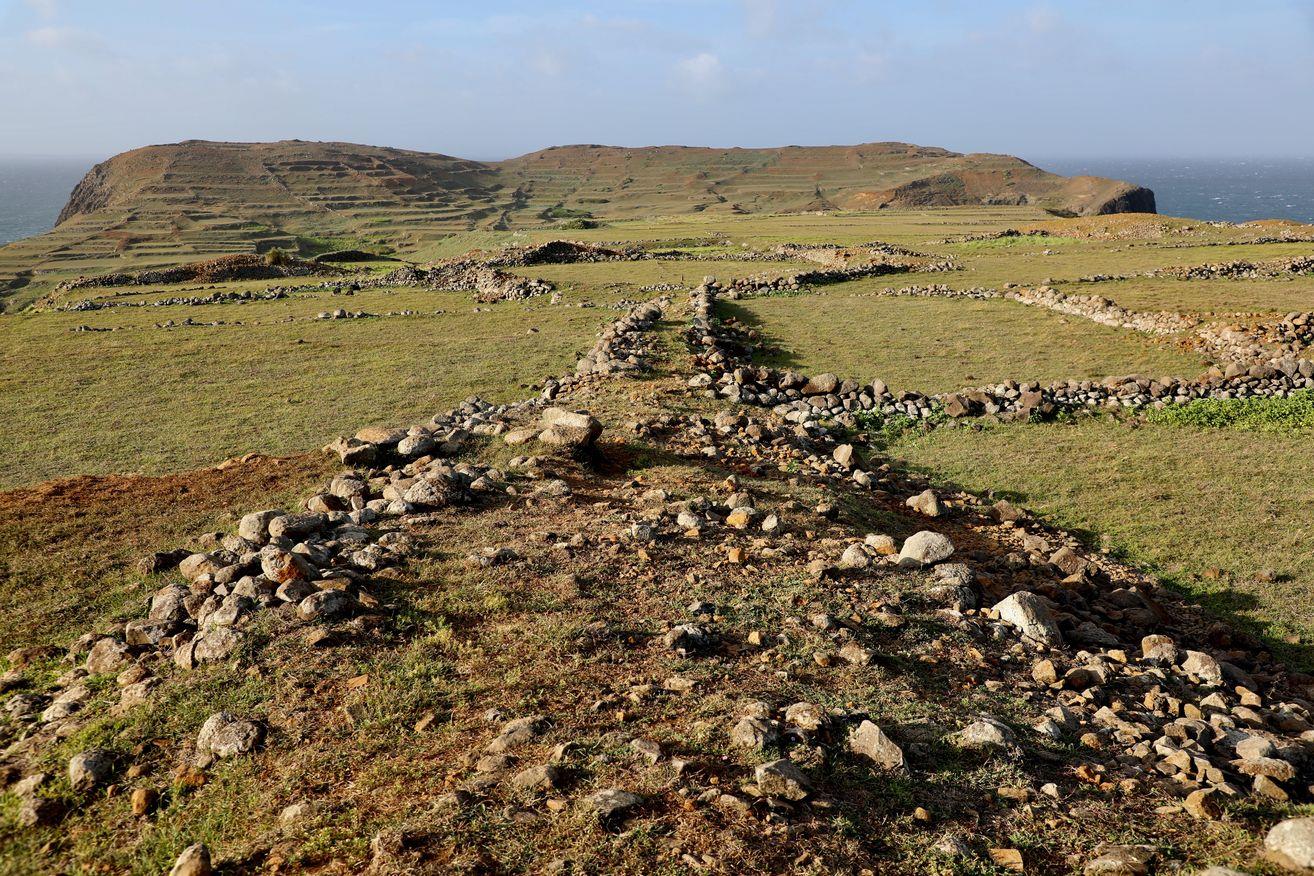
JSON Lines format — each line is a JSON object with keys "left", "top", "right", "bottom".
{"left": 729, "top": 294, "right": 1207, "bottom": 395}
{"left": 1147, "top": 390, "right": 1314, "bottom": 430}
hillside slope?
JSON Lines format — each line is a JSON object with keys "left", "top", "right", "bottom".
{"left": 0, "top": 140, "right": 1153, "bottom": 305}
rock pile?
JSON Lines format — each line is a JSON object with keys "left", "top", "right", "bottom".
{"left": 1009, "top": 285, "right": 1195, "bottom": 335}
{"left": 1157, "top": 256, "right": 1314, "bottom": 281}
{"left": 56, "top": 254, "right": 334, "bottom": 292}
{"left": 374, "top": 262, "right": 553, "bottom": 303}
{"left": 569, "top": 298, "right": 668, "bottom": 380}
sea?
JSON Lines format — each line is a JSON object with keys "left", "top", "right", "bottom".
{"left": 0, "top": 157, "right": 97, "bottom": 246}
{"left": 1, "top": 157, "right": 1313, "bottom": 246}
{"left": 1036, "top": 157, "right": 1314, "bottom": 224}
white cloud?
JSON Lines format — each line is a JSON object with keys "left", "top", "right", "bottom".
{"left": 24, "top": 0, "right": 58, "bottom": 19}
{"left": 675, "top": 52, "right": 724, "bottom": 90}
{"left": 532, "top": 49, "right": 567, "bottom": 78}
{"left": 1026, "top": 4, "right": 1062, "bottom": 34}
{"left": 25, "top": 26, "right": 72, "bottom": 47}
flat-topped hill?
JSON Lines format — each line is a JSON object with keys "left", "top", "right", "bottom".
{"left": 58, "top": 139, "right": 1154, "bottom": 230}
{"left": 0, "top": 140, "right": 1153, "bottom": 307}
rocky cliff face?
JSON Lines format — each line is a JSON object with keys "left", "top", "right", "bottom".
{"left": 1092, "top": 184, "right": 1157, "bottom": 215}
{"left": 55, "top": 160, "right": 117, "bottom": 225}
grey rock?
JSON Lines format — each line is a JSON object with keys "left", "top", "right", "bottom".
{"left": 297, "top": 590, "right": 354, "bottom": 622}
{"left": 754, "top": 758, "right": 812, "bottom": 801}
{"left": 1083, "top": 843, "right": 1154, "bottom": 875}
{"left": 847, "top": 720, "right": 907, "bottom": 772}
{"left": 663, "top": 624, "right": 710, "bottom": 656}
{"left": 168, "top": 843, "right": 213, "bottom": 876}
{"left": 898, "top": 531, "right": 955, "bottom": 566}
{"left": 68, "top": 749, "right": 113, "bottom": 790}
{"left": 993, "top": 592, "right": 1063, "bottom": 645}
{"left": 586, "top": 788, "right": 644, "bottom": 822}
{"left": 729, "top": 716, "right": 780, "bottom": 750}
{"left": 951, "top": 717, "right": 1016, "bottom": 750}
{"left": 237, "top": 509, "right": 285, "bottom": 544}
{"left": 85, "top": 637, "right": 130, "bottom": 675}
{"left": 195, "top": 711, "right": 262, "bottom": 765}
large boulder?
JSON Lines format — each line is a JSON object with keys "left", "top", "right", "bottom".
{"left": 993, "top": 592, "right": 1063, "bottom": 645}
{"left": 847, "top": 720, "right": 907, "bottom": 772}
{"left": 1266, "top": 817, "right": 1314, "bottom": 870}
{"left": 898, "top": 531, "right": 955, "bottom": 566}
{"left": 538, "top": 408, "right": 602, "bottom": 450}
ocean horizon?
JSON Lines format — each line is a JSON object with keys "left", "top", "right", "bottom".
{"left": 2, "top": 155, "right": 1313, "bottom": 247}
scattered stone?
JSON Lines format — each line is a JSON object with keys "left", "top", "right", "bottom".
{"left": 1083, "top": 844, "right": 1154, "bottom": 875}
{"left": 754, "top": 759, "right": 812, "bottom": 801}
{"left": 68, "top": 749, "right": 114, "bottom": 790}
{"left": 194, "top": 712, "right": 263, "bottom": 766}
{"left": 906, "top": 489, "right": 942, "bottom": 517}
{"left": 586, "top": 789, "right": 644, "bottom": 824}
{"left": 847, "top": 720, "right": 907, "bottom": 772}
{"left": 510, "top": 764, "right": 563, "bottom": 793}
{"left": 663, "top": 624, "right": 710, "bottom": 656}
{"left": 168, "top": 843, "right": 213, "bottom": 876}
{"left": 538, "top": 408, "right": 603, "bottom": 450}
{"left": 1261, "top": 819, "right": 1314, "bottom": 872}
{"left": 951, "top": 717, "right": 1015, "bottom": 750}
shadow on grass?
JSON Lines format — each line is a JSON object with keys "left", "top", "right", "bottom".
{"left": 714, "top": 299, "right": 806, "bottom": 371}
{"left": 887, "top": 454, "right": 1314, "bottom": 672}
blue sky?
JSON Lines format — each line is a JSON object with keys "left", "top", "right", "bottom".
{"left": 2, "top": 0, "right": 1312, "bottom": 161}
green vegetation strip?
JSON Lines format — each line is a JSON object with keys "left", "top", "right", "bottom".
{"left": 1147, "top": 390, "right": 1314, "bottom": 430}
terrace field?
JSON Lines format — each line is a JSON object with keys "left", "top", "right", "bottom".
{"left": 729, "top": 293, "right": 1209, "bottom": 395}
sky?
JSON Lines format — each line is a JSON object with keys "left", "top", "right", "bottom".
{"left": 2, "top": 0, "right": 1312, "bottom": 163}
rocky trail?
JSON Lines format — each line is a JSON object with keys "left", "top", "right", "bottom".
{"left": 5, "top": 266, "right": 1314, "bottom": 874}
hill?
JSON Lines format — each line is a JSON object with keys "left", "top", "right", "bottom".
{"left": 0, "top": 140, "right": 1153, "bottom": 305}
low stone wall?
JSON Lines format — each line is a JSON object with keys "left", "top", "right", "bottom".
{"left": 687, "top": 283, "right": 1314, "bottom": 431}
{"left": 373, "top": 263, "right": 553, "bottom": 303}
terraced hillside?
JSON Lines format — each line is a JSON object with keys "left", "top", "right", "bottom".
{"left": 0, "top": 140, "right": 1154, "bottom": 309}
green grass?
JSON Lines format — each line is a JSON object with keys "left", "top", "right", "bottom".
{"left": 726, "top": 293, "right": 1207, "bottom": 395}
{"left": 889, "top": 418, "right": 1314, "bottom": 660}
{"left": 1076, "top": 275, "right": 1314, "bottom": 315}
{"left": 1148, "top": 391, "right": 1314, "bottom": 430}
{"left": 0, "top": 285, "right": 620, "bottom": 488}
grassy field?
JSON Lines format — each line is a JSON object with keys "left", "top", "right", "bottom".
{"left": 0, "top": 286, "right": 622, "bottom": 488}
{"left": 1072, "top": 275, "right": 1314, "bottom": 315}
{"left": 726, "top": 292, "right": 1208, "bottom": 394}
{"left": 889, "top": 417, "right": 1314, "bottom": 659}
